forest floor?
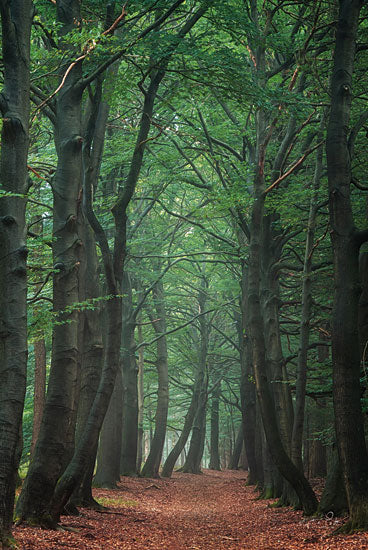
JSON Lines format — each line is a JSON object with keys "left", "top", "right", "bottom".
{"left": 14, "top": 470, "right": 368, "bottom": 550}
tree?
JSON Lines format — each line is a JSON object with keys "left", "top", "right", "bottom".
{"left": 326, "top": 0, "right": 368, "bottom": 532}
{"left": 0, "top": 0, "right": 32, "bottom": 545}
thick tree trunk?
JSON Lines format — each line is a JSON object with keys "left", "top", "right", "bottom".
{"left": 141, "top": 281, "right": 169, "bottom": 478}
{"left": 319, "top": 450, "right": 348, "bottom": 517}
{"left": 0, "top": 0, "right": 31, "bottom": 543}
{"left": 326, "top": 0, "right": 368, "bottom": 533}
{"left": 16, "top": 0, "right": 85, "bottom": 525}
{"left": 359, "top": 252, "right": 368, "bottom": 361}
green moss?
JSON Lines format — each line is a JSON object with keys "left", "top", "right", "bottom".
{"left": 96, "top": 496, "right": 138, "bottom": 508}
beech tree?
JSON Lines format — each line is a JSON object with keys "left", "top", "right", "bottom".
{"left": 0, "top": 0, "right": 32, "bottom": 545}
{"left": 326, "top": 0, "right": 368, "bottom": 532}
{"left": 2, "top": 0, "right": 368, "bottom": 543}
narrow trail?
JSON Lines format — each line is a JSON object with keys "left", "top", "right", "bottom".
{"left": 15, "top": 470, "right": 368, "bottom": 550}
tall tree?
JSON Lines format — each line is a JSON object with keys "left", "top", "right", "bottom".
{"left": 326, "top": 0, "right": 368, "bottom": 532}
{"left": 0, "top": 0, "right": 32, "bottom": 545}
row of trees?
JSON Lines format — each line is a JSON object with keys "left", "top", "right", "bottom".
{"left": 0, "top": 0, "right": 367, "bottom": 546}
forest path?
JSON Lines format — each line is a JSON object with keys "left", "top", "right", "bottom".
{"left": 15, "top": 470, "right": 368, "bottom": 550}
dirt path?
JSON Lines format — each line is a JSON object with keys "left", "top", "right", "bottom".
{"left": 15, "top": 470, "right": 368, "bottom": 549}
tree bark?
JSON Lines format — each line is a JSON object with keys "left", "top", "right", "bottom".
{"left": 229, "top": 425, "right": 243, "bottom": 470}
{"left": 291, "top": 137, "right": 323, "bottom": 472}
{"left": 208, "top": 383, "right": 221, "bottom": 470}
{"left": 120, "top": 273, "right": 138, "bottom": 476}
{"left": 182, "top": 283, "right": 209, "bottom": 474}
{"left": 141, "top": 281, "right": 169, "bottom": 478}
{"left": 16, "top": 1, "right": 84, "bottom": 525}
{"left": 94, "top": 367, "right": 123, "bottom": 488}
{"left": 69, "top": 220, "right": 103, "bottom": 508}
{"left": 326, "top": 0, "right": 368, "bottom": 532}
{"left": 136, "top": 324, "right": 145, "bottom": 473}
{"left": 30, "top": 339, "right": 46, "bottom": 458}
{"left": 0, "top": 0, "right": 31, "bottom": 543}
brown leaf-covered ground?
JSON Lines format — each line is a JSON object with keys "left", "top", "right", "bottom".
{"left": 14, "top": 470, "right": 368, "bottom": 549}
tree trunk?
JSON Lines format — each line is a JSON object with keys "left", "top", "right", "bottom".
{"left": 94, "top": 367, "right": 123, "bottom": 488}
{"left": 141, "top": 281, "right": 169, "bottom": 478}
{"left": 16, "top": 1, "right": 84, "bottom": 519}
{"left": 181, "top": 391, "right": 207, "bottom": 474}
{"left": 136, "top": 324, "right": 145, "bottom": 473}
{"left": 69, "top": 220, "right": 104, "bottom": 508}
{"left": 120, "top": 273, "right": 138, "bottom": 476}
{"left": 208, "top": 383, "right": 221, "bottom": 470}
{"left": 359, "top": 252, "right": 368, "bottom": 361}
{"left": 239, "top": 263, "right": 261, "bottom": 485}
{"left": 0, "top": 0, "right": 31, "bottom": 543}
{"left": 319, "top": 450, "right": 348, "bottom": 517}
{"left": 229, "top": 425, "right": 243, "bottom": 470}
{"left": 247, "top": 73, "right": 318, "bottom": 517}
{"left": 292, "top": 136, "right": 323, "bottom": 472}
{"left": 182, "top": 283, "right": 209, "bottom": 474}
{"left": 161, "top": 376, "right": 203, "bottom": 478}
{"left": 326, "top": 0, "right": 368, "bottom": 533}
{"left": 30, "top": 339, "right": 46, "bottom": 458}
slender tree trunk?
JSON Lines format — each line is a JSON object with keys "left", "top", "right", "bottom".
{"left": 0, "top": 0, "right": 31, "bottom": 543}
{"left": 94, "top": 367, "right": 123, "bottom": 488}
{"left": 136, "top": 324, "right": 145, "bottom": 473}
{"left": 182, "top": 283, "right": 209, "bottom": 474}
{"left": 181, "top": 390, "right": 207, "bottom": 474}
{"left": 161, "top": 377, "right": 203, "bottom": 478}
{"left": 229, "top": 425, "right": 243, "bottom": 470}
{"left": 120, "top": 273, "right": 138, "bottom": 476}
{"left": 30, "top": 339, "right": 46, "bottom": 458}
{"left": 69, "top": 221, "right": 104, "bottom": 508}
{"left": 326, "top": 0, "right": 368, "bottom": 532}
{"left": 208, "top": 383, "right": 221, "bottom": 470}
{"left": 291, "top": 139, "right": 323, "bottom": 472}
{"left": 141, "top": 281, "right": 169, "bottom": 478}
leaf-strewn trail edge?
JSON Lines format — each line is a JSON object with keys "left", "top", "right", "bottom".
{"left": 15, "top": 470, "right": 368, "bottom": 549}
